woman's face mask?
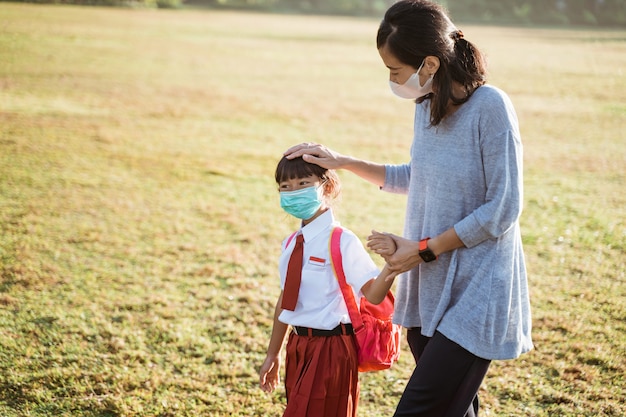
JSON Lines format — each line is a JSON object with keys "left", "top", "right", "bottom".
{"left": 389, "top": 60, "right": 433, "bottom": 99}
{"left": 279, "top": 184, "right": 324, "bottom": 220}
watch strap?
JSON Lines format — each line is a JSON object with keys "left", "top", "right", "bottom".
{"left": 418, "top": 238, "right": 437, "bottom": 262}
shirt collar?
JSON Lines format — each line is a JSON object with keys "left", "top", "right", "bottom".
{"left": 301, "top": 209, "right": 336, "bottom": 243}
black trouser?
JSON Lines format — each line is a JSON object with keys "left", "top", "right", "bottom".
{"left": 393, "top": 329, "right": 491, "bottom": 417}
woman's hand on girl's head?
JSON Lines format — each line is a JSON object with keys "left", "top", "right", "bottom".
{"left": 284, "top": 142, "right": 345, "bottom": 169}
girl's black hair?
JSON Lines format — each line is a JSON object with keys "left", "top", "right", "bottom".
{"left": 275, "top": 156, "right": 341, "bottom": 199}
{"left": 376, "top": 0, "right": 487, "bottom": 126}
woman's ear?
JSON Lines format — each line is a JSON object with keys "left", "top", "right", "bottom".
{"left": 423, "top": 55, "right": 440, "bottom": 75}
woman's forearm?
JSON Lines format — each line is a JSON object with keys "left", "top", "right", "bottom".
{"left": 340, "top": 156, "right": 387, "bottom": 188}
{"left": 284, "top": 143, "right": 386, "bottom": 188}
{"left": 429, "top": 227, "right": 465, "bottom": 257}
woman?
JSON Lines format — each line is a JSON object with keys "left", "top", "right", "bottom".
{"left": 285, "top": 1, "right": 533, "bottom": 416}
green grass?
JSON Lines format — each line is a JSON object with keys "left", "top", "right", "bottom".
{"left": 1, "top": 3, "right": 625, "bottom": 416}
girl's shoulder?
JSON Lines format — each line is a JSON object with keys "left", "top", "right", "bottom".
{"left": 331, "top": 226, "right": 370, "bottom": 256}
{"left": 331, "top": 225, "right": 359, "bottom": 241}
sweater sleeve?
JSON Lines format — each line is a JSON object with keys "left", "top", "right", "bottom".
{"left": 381, "top": 162, "right": 411, "bottom": 194}
{"left": 454, "top": 99, "right": 524, "bottom": 248}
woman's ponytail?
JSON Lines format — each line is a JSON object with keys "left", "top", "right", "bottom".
{"left": 450, "top": 29, "right": 487, "bottom": 102}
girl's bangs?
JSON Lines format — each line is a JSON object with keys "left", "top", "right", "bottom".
{"left": 275, "top": 157, "right": 321, "bottom": 183}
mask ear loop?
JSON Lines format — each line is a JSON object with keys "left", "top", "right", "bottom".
{"left": 417, "top": 59, "right": 436, "bottom": 88}
{"left": 318, "top": 180, "right": 328, "bottom": 198}
{"left": 416, "top": 59, "right": 425, "bottom": 74}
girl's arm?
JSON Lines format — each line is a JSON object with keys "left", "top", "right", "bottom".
{"left": 360, "top": 264, "right": 396, "bottom": 305}
{"left": 285, "top": 143, "right": 386, "bottom": 188}
{"left": 259, "top": 291, "right": 289, "bottom": 393}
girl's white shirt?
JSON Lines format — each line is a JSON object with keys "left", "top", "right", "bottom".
{"left": 278, "top": 209, "right": 380, "bottom": 330}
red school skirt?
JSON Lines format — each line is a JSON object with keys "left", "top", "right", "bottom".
{"left": 283, "top": 330, "right": 359, "bottom": 417}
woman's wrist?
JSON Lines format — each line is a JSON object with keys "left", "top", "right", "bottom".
{"left": 428, "top": 236, "right": 442, "bottom": 257}
{"left": 407, "top": 239, "right": 422, "bottom": 262}
{"left": 428, "top": 227, "right": 465, "bottom": 257}
{"left": 340, "top": 155, "right": 360, "bottom": 171}
{"left": 344, "top": 157, "right": 387, "bottom": 188}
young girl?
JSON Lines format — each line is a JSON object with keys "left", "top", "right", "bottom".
{"left": 258, "top": 156, "right": 395, "bottom": 417}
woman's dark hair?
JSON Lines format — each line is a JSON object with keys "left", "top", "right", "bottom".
{"left": 377, "top": 0, "right": 487, "bottom": 126}
{"left": 275, "top": 156, "right": 341, "bottom": 199}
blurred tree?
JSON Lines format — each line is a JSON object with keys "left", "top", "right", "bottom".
{"left": 6, "top": 0, "right": 624, "bottom": 25}
{"left": 445, "top": 0, "right": 625, "bottom": 26}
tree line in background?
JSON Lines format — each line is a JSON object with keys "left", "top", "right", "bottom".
{"left": 4, "top": 0, "right": 625, "bottom": 26}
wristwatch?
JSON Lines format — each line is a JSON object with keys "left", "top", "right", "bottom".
{"left": 418, "top": 238, "right": 437, "bottom": 263}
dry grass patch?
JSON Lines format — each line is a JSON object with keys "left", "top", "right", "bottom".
{"left": 1, "top": 4, "right": 624, "bottom": 416}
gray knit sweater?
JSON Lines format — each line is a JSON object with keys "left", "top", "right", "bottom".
{"left": 383, "top": 85, "right": 533, "bottom": 360}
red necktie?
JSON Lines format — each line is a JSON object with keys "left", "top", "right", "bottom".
{"left": 281, "top": 234, "right": 304, "bottom": 311}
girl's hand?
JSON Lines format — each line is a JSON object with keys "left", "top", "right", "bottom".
{"left": 259, "top": 355, "right": 281, "bottom": 393}
{"left": 284, "top": 142, "right": 346, "bottom": 170}
{"left": 370, "top": 234, "right": 423, "bottom": 279}
{"left": 367, "top": 230, "right": 398, "bottom": 258}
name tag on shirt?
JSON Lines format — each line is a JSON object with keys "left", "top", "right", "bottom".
{"left": 308, "top": 256, "right": 326, "bottom": 267}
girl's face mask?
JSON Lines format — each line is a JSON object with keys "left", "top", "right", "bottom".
{"left": 279, "top": 185, "right": 324, "bottom": 220}
{"left": 389, "top": 60, "right": 433, "bottom": 99}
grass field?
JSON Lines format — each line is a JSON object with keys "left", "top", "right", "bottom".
{"left": 0, "top": 3, "right": 625, "bottom": 416}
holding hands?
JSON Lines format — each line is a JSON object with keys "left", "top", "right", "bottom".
{"left": 368, "top": 231, "right": 424, "bottom": 280}
{"left": 367, "top": 230, "right": 398, "bottom": 258}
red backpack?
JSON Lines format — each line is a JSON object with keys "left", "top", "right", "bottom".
{"left": 329, "top": 227, "right": 401, "bottom": 372}
{"left": 284, "top": 227, "right": 401, "bottom": 372}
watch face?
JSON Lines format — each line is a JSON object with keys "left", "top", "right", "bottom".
{"left": 419, "top": 248, "right": 437, "bottom": 263}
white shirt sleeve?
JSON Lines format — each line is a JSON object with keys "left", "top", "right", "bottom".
{"left": 338, "top": 228, "right": 380, "bottom": 298}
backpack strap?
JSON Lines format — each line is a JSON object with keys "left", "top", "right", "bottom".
{"left": 329, "top": 227, "right": 364, "bottom": 330}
